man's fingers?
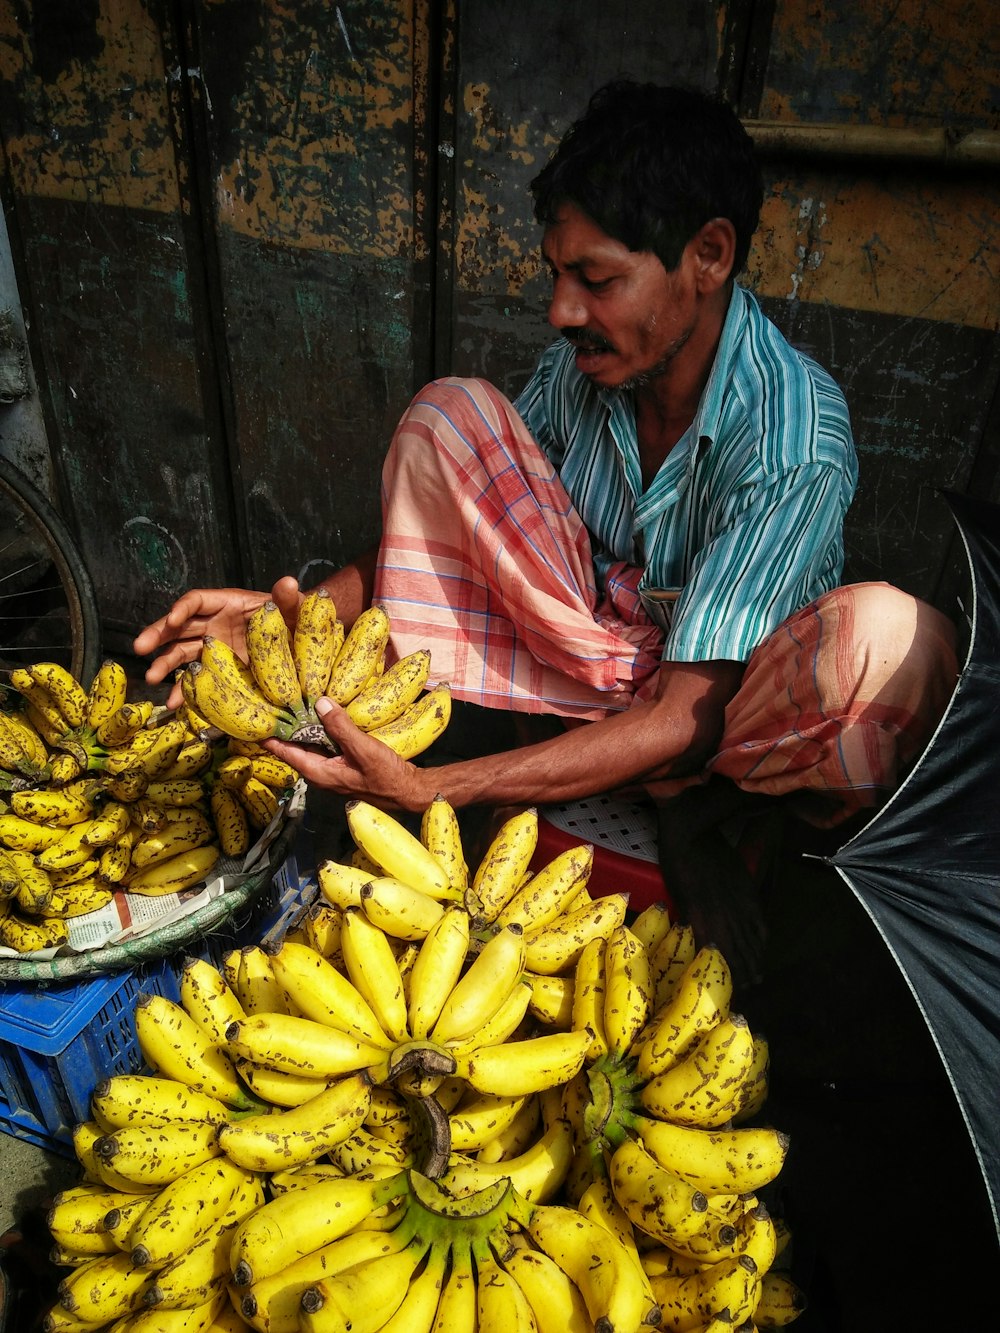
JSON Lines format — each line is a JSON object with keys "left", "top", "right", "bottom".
{"left": 271, "top": 575, "right": 303, "bottom": 626}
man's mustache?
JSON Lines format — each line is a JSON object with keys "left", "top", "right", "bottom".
{"left": 562, "top": 328, "right": 616, "bottom": 353}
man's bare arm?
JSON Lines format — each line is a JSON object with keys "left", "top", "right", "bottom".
{"left": 267, "top": 658, "right": 743, "bottom": 812}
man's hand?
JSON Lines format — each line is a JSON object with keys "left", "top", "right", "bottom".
{"left": 133, "top": 576, "right": 303, "bottom": 705}
{"left": 265, "top": 696, "right": 432, "bottom": 812}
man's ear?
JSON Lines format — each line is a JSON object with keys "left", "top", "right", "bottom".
{"left": 691, "top": 218, "right": 737, "bottom": 293}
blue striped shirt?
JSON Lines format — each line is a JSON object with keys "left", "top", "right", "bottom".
{"left": 514, "top": 286, "right": 857, "bottom": 663}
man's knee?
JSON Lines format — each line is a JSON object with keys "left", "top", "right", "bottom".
{"left": 817, "top": 582, "right": 958, "bottom": 688}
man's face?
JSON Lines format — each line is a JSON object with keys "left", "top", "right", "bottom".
{"left": 541, "top": 203, "right": 698, "bottom": 391}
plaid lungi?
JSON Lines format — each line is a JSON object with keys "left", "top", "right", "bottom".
{"left": 374, "top": 378, "right": 958, "bottom": 825}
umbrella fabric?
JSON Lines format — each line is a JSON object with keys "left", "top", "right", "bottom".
{"left": 830, "top": 490, "right": 1000, "bottom": 1245}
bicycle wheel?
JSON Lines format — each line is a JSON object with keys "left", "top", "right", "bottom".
{"left": 0, "top": 455, "right": 101, "bottom": 687}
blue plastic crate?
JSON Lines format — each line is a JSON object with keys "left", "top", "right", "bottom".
{"left": 0, "top": 848, "right": 315, "bottom": 1156}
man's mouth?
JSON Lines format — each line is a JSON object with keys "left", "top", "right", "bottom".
{"left": 563, "top": 329, "right": 615, "bottom": 358}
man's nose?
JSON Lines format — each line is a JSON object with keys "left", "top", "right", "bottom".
{"left": 547, "top": 276, "right": 587, "bottom": 330}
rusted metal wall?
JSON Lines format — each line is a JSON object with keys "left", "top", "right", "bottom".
{"left": 0, "top": 0, "right": 434, "bottom": 644}
{"left": 0, "top": 0, "right": 997, "bottom": 645}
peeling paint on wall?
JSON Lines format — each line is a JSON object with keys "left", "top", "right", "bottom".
{"left": 208, "top": 0, "right": 421, "bottom": 259}
{"left": 750, "top": 173, "right": 1000, "bottom": 330}
{"left": 0, "top": 0, "right": 179, "bottom": 210}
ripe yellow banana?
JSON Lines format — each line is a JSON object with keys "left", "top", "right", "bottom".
{"left": 474, "top": 1254, "right": 537, "bottom": 1333}
{"left": 26, "top": 662, "right": 89, "bottom": 729}
{"left": 223, "top": 1010, "right": 387, "bottom": 1079}
{"left": 46, "top": 1184, "right": 137, "bottom": 1256}
{"left": 11, "top": 778, "right": 99, "bottom": 827}
{"left": 640, "top": 1012, "right": 757, "bottom": 1128}
{"left": 447, "top": 1089, "right": 532, "bottom": 1153}
{"left": 499, "top": 1245, "right": 592, "bottom": 1333}
{"left": 636, "top": 944, "right": 733, "bottom": 1081}
{"left": 127, "top": 1155, "right": 256, "bottom": 1270}
{"left": 317, "top": 857, "right": 375, "bottom": 910}
{"left": 91, "top": 1074, "right": 233, "bottom": 1131}
{"left": 430, "top": 922, "right": 526, "bottom": 1045}
{"left": 292, "top": 586, "right": 344, "bottom": 703}
{"left": 649, "top": 920, "right": 699, "bottom": 1012}
{"left": 238, "top": 1059, "right": 335, "bottom": 1109}
{"left": 429, "top": 1237, "right": 476, "bottom": 1333}
{"left": 266, "top": 938, "right": 393, "bottom": 1048}
{"left": 366, "top": 683, "right": 452, "bottom": 759}
{"left": 731, "top": 1032, "right": 771, "bottom": 1124}
{"left": 633, "top": 1114, "right": 789, "bottom": 1196}
{"left": 526, "top": 1203, "right": 651, "bottom": 1333}
{"left": 326, "top": 604, "right": 391, "bottom": 705}
{"left": 0, "top": 910, "right": 67, "bottom": 952}
{"left": 575, "top": 1175, "right": 660, "bottom": 1327}
{"left": 229, "top": 1171, "right": 406, "bottom": 1287}
{"left": 445, "top": 1108, "right": 575, "bottom": 1203}
{"left": 245, "top": 599, "right": 306, "bottom": 715}
{"left": 754, "top": 1267, "right": 808, "bottom": 1325}
{"left": 55, "top": 1251, "right": 154, "bottom": 1323}
{"left": 406, "top": 903, "right": 471, "bottom": 1039}
{"left": 454, "top": 1029, "right": 590, "bottom": 1097}
{"left": 522, "top": 892, "right": 629, "bottom": 976}
{"left": 188, "top": 649, "right": 297, "bottom": 744}
{"left": 346, "top": 800, "right": 457, "bottom": 901}
{"left": 525, "top": 972, "right": 574, "bottom": 1028}
{"left": 339, "top": 905, "right": 410, "bottom": 1043}
{"left": 468, "top": 808, "right": 539, "bottom": 920}
{"left": 235, "top": 774, "right": 281, "bottom": 830}
{"left": 571, "top": 935, "right": 609, "bottom": 1062}
{"left": 125, "top": 843, "right": 220, "bottom": 896}
{"left": 217, "top": 1070, "right": 372, "bottom": 1171}
{"left": 0, "top": 812, "right": 65, "bottom": 851}
{"left": 248, "top": 752, "right": 300, "bottom": 791}
{"left": 299, "top": 1235, "right": 430, "bottom": 1333}
{"left": 96, "top": 700, "right": 154, "bottom": 749}
{"left": 608, "top": 1135, "right": 709, "bottom": 1247}
{"left": 209, "top": 786, "right": 250, "bottom": 858}
{"left": 93, "top": 1119, "right": 222, "bottom": 1186}
{"left": 360, "top": 875, "right": 446, "bottom": 941}
{"left": 1, "top": 707, "right": 50, "bottom": 768}
{"left": 178, "top": 957, "right": 247, "bottom": 1046}
{"left": 129, "top": 812, "right": 215, "bottom": 872}
{"left": 602, "top": 924, "right": 654, "bottom": 1057}
{"left": 493, "top": 843, "right": 593, "bottom": 933}
{"left": 133, "top": 993, "right": 250, "bottom": 1108}
{"left": 445, "top": 975, "right": 533, "bottom": 1058}
{"left": 232, "top": 942, "right": 293, "bottom": 1015}
{"left": 651, "top": 1252, "right": 761, "bottom": 1329}
{"left": 419, "top": 793, "right": 467, "bottom": 895}
{"left": 344, "top": 648, "right": 431, "bottom": 730}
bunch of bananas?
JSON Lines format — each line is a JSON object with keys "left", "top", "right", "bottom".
{"left": 0, "top": 660, "right": 301, "bottom": 953}
{"left": 176, "top": 591, "right": 452, "bottom": 758}
{"left": 40, "top": 798, "right": 808, "bottom": 1332}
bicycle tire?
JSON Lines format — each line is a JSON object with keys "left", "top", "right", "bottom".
{"left": 0, "top": 455, "right": 101, "bottom": 687}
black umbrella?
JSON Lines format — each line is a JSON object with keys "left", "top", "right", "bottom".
{"left": 828, "top": 489, "right": 1000, "bottom": 1247}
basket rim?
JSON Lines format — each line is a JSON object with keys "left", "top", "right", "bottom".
{"left": 0, "top": 820, "right": 297, "bottom": 984}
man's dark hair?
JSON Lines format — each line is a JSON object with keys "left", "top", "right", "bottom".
{"left": 531, "top": 80, "right": 763, "bottom": 278}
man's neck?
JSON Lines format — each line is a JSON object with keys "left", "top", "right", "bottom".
{"left": 634, "top": 284, "right": 731, "bottom": 488}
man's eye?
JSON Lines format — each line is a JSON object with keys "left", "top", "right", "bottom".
{"left": 582, "top": 276, "right": 613, "bottom": 292}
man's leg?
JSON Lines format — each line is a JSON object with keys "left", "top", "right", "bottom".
{"left": 372, "top": 377, "right": 663, "bottom": 719}
{"left": 655, "top": 583, "right": 958, "bottom": 988}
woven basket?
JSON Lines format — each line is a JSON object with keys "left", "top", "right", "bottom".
{"left": 0, "top": 818, "right": 298, "bottom": 984}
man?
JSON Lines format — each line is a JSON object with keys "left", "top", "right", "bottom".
{"left": 135, "top": 82, "right": 957, "bottom": 982}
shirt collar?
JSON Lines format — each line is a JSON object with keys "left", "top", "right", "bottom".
{"left": 687, "top": 283, "right": 748, "bottom": 450}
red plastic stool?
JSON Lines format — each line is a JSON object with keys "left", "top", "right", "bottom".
{"left": 529, "top": 794, "right": 674, "bottom": 915}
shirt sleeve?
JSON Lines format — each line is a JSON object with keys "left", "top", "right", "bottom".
{"left": 663, "top": 461, "right": 849, "bottom": 662}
